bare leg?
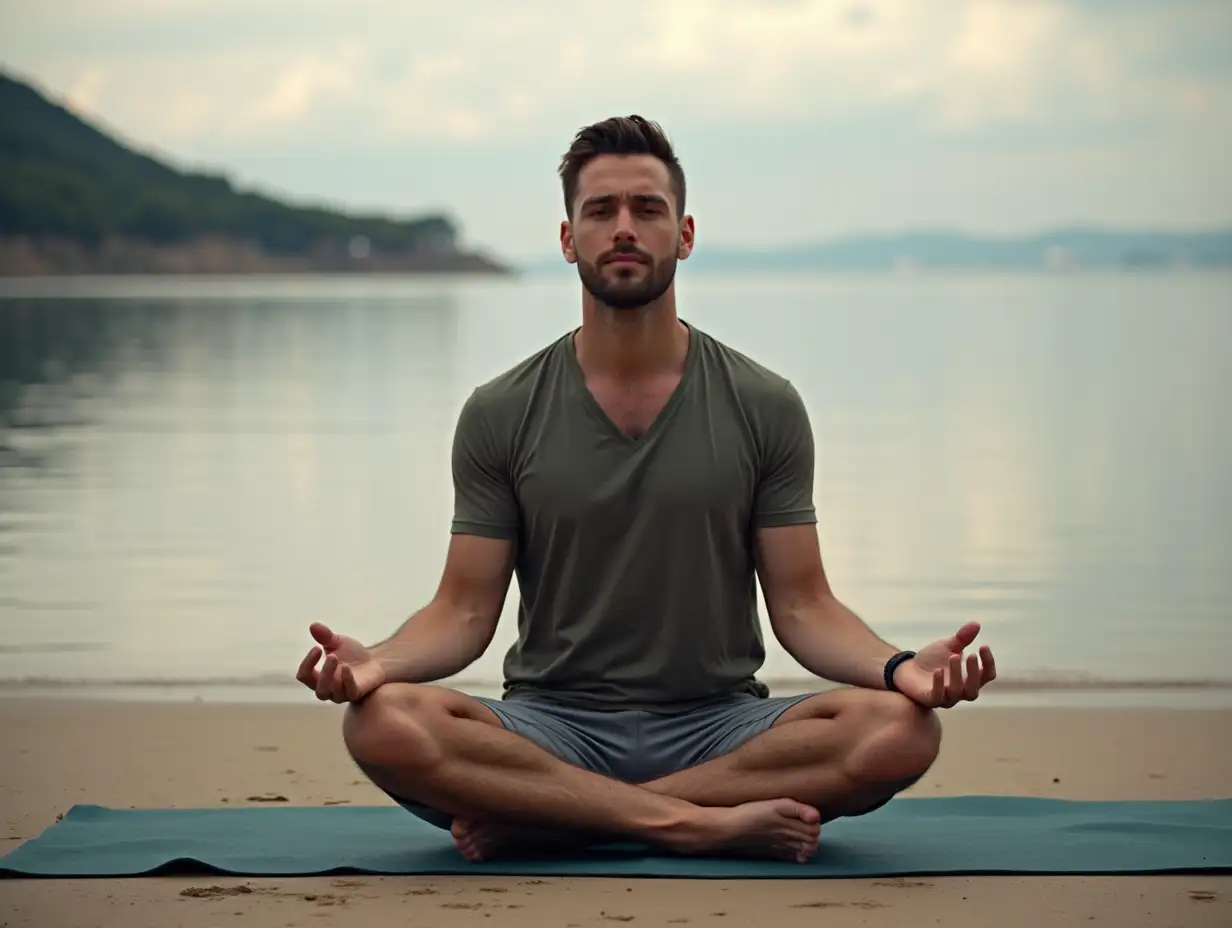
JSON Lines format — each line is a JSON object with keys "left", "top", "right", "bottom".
{"left": 641, "top": 688, "right": 942, "bottom": 819}
{"left": 344, "top": 684, "right": 820, "bottom": 863}
{"left": 453, "top": 688, "right": 940, "bottom": 859}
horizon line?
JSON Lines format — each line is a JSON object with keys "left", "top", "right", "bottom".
{"left": 2, "top": 674, "right": 1229, "bottom": 693}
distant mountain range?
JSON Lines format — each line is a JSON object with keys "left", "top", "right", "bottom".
{"left": 4, "top": 68, "right": 1225, "bottom": 278}
{"left": 524, "top": 228, "right": 1232, "bottom": 274}
{"left": 0, "top": 71, "right": 509, "bottom": 275}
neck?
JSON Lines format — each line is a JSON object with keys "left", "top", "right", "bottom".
{"left": 576, "top": 292, "right": 687, "bottom": 379}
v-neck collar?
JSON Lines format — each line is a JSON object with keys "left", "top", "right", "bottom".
{"left": 563, "top": 320, "right": 700, "bottom": 447}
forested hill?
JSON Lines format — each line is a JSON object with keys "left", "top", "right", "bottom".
{"left": 0, "top": 72, "right": 508, "bottom": 274}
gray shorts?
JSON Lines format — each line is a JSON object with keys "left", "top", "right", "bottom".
{"left": 389, "top": 691, "right": 815, "bottom": 829}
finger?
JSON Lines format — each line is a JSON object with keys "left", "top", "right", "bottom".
{"left": 930, "top": 668, "right": 944, "bottom": 707}
{"left": 948, "top": 621, "right": 981, "bottom": 651}
{"left": 327, "top": 658, "right": 348, "bottom": 703}
{"left": 980, "top": 645, "right": 997, "bottom": 683}
{"left": 296, "top": 647, "right": 322, "bottom": 688}
{"left": 964, "top": 653, "right": 981, "bottom": 700}
{"left": 316, "top": 654, "right": 338, "bottom": 701}
{"left": 340, "top": 663, "right": 359, "bottom": 702}
{"left": 332, "top": 669, "right": 351, "bottom": 704}
{"left": 946, "top": 654, "right": 964, "bottom": 705}
{"left": 310, "top": 622, "right": 340, "bottom": 652}
{"left": 333, "top": 662, "right": 356, "bottom": 703}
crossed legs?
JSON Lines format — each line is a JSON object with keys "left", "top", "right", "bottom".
{"left": 641, "top": 690, "right": 940, "bottom": 815}
{"left": 342, "top": 684, "right": 941, "bottom": 863}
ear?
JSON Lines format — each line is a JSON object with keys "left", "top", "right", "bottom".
{"left": 560, "top": 219, "right": 578, "bottom": 265}
{"left": 677, "top": 215, "right": 695, "bottom": 260}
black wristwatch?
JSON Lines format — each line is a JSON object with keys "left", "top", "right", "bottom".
{"left": 883, "top": 650, "right": 917, "bottom": 692}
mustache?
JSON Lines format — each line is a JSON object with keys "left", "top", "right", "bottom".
{"left": 600, "top": 245, "right": 651, "bottom": 265}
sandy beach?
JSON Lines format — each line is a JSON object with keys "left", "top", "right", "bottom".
{"left": 1, "top": 697, "right": 1229, "bottom": 927}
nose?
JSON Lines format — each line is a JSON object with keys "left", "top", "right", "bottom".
{"left": 612, "top": 203, "right": 637, "bottom": 243}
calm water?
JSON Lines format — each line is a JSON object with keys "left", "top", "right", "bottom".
{"left": 1, "top": 272, "right": 1230, "bottom": 704}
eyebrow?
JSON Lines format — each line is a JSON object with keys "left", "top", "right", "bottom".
{"left": 580, "top": 194, "right": 670, "bottom": 211}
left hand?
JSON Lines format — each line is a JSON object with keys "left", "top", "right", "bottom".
{"left": 892, "top": 621, "right": 996, "bottom": 708}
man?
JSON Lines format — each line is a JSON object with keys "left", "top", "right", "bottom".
{"left": 296, "top": 115, "right": 996, "bottom": 864}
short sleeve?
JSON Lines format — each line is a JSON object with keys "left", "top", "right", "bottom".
{"left": 450, "top": 390, "right": 519, "bottom": 539}
{"left": 753, "top": 380, "right": 818, "bottom": 528}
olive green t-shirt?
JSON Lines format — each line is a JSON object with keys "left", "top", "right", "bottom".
{"left": 450, "top": 322, "right": 817, "bottom": 710}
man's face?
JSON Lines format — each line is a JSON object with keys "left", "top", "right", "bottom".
{"left": 561, "top": 154, "right": 694, "bottom": 311}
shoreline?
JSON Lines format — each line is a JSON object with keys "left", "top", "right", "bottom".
{"left": 0, "top": 234, "right": 513, "bottom": 278}
{"left": 4, "top": 672, "right": 1229, "bottom": 689}
{"left": 2, "top": 700, "right": 1228, "bottom": 927}
{"left": 2, "top": 676, "right": 1231, "bottom": 710}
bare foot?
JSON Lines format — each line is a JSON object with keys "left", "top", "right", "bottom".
{"left": 670, "top": 799, "right": 821, "bottom": 863}
{"left": 450, "top": 818, "right": 598, "bottom": 862}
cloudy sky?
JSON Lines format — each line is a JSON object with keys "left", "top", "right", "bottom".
{"left": 3, "top": 0, "right": 1230, "bottom": 260}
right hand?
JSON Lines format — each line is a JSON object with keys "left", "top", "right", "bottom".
{"left": 296, "top": 622, "right": 387, "bottom": 703}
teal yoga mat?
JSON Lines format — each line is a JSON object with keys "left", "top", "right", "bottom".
{"left": 2, "top": 797, "right": 1230, "bottom": 879}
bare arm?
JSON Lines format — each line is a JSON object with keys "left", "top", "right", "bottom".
{"left": 746, "top": 382, "right": 993, "bottom": 702}
{"left": 369, "top": 533, "right": 515, "bottom": 685}
{"left": 371, "top": 383, "right": 521, "bottom": 684}
{"left": 755, "top": 523, "right": 900, "bottom": 689}
{"left": 747, "top": 380, "right": 899, "bottom": 688}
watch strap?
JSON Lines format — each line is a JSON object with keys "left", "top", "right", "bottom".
{"left": 883, "top": 650, "right": 917, "bottom": 692}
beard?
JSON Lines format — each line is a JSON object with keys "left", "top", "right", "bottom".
{"left": 576, "top": 250, "right": 677, "bottom": 311}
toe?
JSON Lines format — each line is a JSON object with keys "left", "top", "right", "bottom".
{"left": 793, "top": 802, "right": 821, "bottom": 825}
{"left": 774, "top": 798, "right": 821, "bottom": 826}
{"left": 468, "top": 826, "right": 504, "bottom": 862}
{"left": 784, "top": 819, "right": 819, "bottom": 842}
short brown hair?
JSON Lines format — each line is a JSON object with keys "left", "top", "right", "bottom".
{"left": 558, "top": 115, "right": 686, "bottom": 219}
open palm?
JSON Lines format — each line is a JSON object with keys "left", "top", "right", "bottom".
{"left": 893, "top": 621, "right": 997, "bottom": 708}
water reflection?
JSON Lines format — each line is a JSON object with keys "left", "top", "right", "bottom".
{"left": 689, "top": 273, "right": 1232, "bottom": 681}
{"left": 0, "top": 282, "right": 461, "bottom": 680}
{"left": 0, "top": 272, "right": 1230, "bottom": 691}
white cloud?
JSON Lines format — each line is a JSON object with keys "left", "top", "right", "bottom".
{"left": 5, "top": 0, "right": 1228, "bottom": 153}
{"left": 2, "top": 0, "right": 1228, "bottom": 251}
{"left": 914, "top": 2, "right": 1085, "bottom": 127}
{"left": 63, "top": 66, "right": 107, "bottom": 114}
{"left": 244, "top": 46, "right": 365, "bottom": 127}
